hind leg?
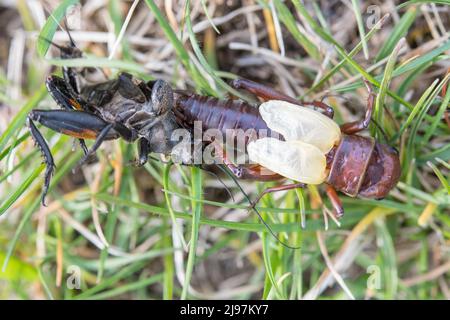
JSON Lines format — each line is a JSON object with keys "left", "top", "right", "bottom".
{"left": 325, "top": 185, "right": 344, "bottom": 218}
{"left": 27, "top": 109, "right": 115, "bottom": 205}
{"left": 231, "top": 78, "right": 334, "bottom": 118}
{"left": 211, "top": 141, "right": 282, "bottom": 181}
{"left": 340, "top": 80, "right": 375, "bottom": 134}
{"left": 46, "top": 75, "right": 90, "bottom": 154}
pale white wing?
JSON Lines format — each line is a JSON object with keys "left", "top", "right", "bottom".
{"left": 259, "top": 100, "right": 341, "bottom": 153}
{"left": 247, "top": 137, "right": 327, "bottom": 184}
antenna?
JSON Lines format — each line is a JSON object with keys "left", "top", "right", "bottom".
{"left": 197, "top": 165, "right": 235, "bottom": 202}
{"left": 215, "top": 164, "right": 301, "bottom": 250}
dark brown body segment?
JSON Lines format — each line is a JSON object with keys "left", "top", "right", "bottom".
{"left": 327, "top": 135, "right": 375, "bottom": 197}
{"left": 174, "top": 93, "right": 274, "bottom": 143}
{"left": 327, "top": 135, "right": 401, "bottom": 199}
{"left": 358, "top": 141, "right": 401, "bottom": 199}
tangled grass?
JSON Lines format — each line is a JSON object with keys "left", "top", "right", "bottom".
{"left": 0, "top": 0, "right": 449, "bottom": 299}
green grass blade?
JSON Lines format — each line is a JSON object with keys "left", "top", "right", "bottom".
{"left": 392, "top": 42, "right": 450, "bottom": 77}
{"left": 0, "top": 166, "right": 42, "bottom": 216}
{"left": 0, "top": 85, "right": 47, "bottom": 154}
{"left": 375, "top": 218, "right": 398, "bottom": 299}
{"left": 1, "top": 148, "right": 80, "bottom": 272}
{"left": 144, "top": 0, "right": 206, "bottom": 86}
{"left": 162, "top": 164, "right": 178, "bottom": 300}
{"left": 351, "top": 0, "right": 369, "bottom": 60}
{"left": 184, "top": 1, "right": 244, "bottom": 98}
{"left": 421, "top": 80, "right": 450, "bottom": 145}
{"left": 37, "top": 0, "right": 80, "bottom": 57}
{"left": 0, "top": 133, "right": 30, "bottom": 162}
{"left": 163, "top": 164, "right": 187, "bottom": 249}
{"left": 373, "top": 38, "right": 405, "bottom": 137}
{"left": 404, "top": 75, "right": 450, "bottom": 172}
{"left": 144, "top": 0, "right": 189, "bottom": 63}
{"left": 46, "top": 57, "right": 152, "bottom": 78}
{"left": 86, "top": 274, "right": 164, "bottom": 300}
{"left": 273, "top": 0, "right": 320, "bottom": 60}
{"left": 200, "top": 0, "right": 220, "bottom": 34}
{"left": 375, "top": 7, "right": 417, "bottom": 62}
{"left": 397, "top": 0, "right": 450, "bottom": 9}
{"left": 37, "top": 265, "right": 55, "bottom": 300}
{"left": 261, "top": 232, "right": 284, "bottom": 299}
{"left": 394, "top": 79, "right": 438, "bottom": 142}
{"left": 427, "top": 161, "right": 450, "bottom": 194}
{"left": 293, "top": 1, "right": 415, "bottom": 111}
{"left": 74, "top": 261, "right": 147, "bottom": 299}
{"left": 305, "top": 14, "right": 388, "bottom": 94}
{"left": 181, "top": 166, "right": 203, "bottom": 299}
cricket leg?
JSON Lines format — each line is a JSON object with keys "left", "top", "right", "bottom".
{"left": 46, "top": 75, "right": 89, "bottom": 154}
{"left": 27, "top": 117, "right": 55, "bottom": 206}
{"left": 58, "top": 26, "right": 84, "bottom": 99}
{"left": 325, "top": 185, "right": 344, "bottom": 218}
{"left": 231, "top": 78, "right": 334, "bottom": 118}
{"left": 76, "top": 120, "right": 136, "bottom": 166}
{"left": 250, "top": 182, "right": 307, "bottom": 210}
{"left": 301, "top": 100, "right": 334, "bottom": 118}
{"left": 212, "top": 141, "right": 282, "bottom": 181}
{"left": 28, "top": 109, "right": 118, "bottom": 204}
{"left": 78, "top": 123, "right": 114, "bottom": 166}
{"left": 38, "top": 34, "right": 82, "bottom": 98}
{"left": 136, "top": 138, "right": 151, "bottom": 166}
{"left": 340, "top": 80, "right": 375, "bottom": 134}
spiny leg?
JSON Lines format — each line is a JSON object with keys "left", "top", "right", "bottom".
{"left": 40, "top": 26, "right": 93, "bottom": 154}
{"left": 231, "top": 78, "right": 334, "bottom": 118}
{"left": 27, "top": 117, "right": 55, "bottom": 206}
{"left": 46, "top": 75, "right": 85, "bottom": 111}
{"left": 340, "top": 80, "right": 375, "bottom": 134}
{"left": 77, "top": 121, "right": 136, "bottom": 166}
{"left": 28, "top": 109, "right": 117, "bottom": 204}
{"left": 30, "top": 110, "right": 137, "bottom": 169}
{"left": 78, "top": 123, "right": 114, "bottom": 166}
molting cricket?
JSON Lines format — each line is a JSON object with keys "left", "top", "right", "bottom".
{"left": 0, "top": 0, "right": 449, "bottom": 301}
{"left": 29, "top": 34, "right": 401, "bottom": 222}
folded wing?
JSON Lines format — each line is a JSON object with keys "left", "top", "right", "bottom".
{"left": 247, "top": 137, "right": 327, "bottom": 184}
{"left": 259, "top": 100, "right": 341, "bottom": 153}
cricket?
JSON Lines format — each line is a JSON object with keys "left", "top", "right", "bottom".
{"left": 0, "top": 0, "right": 448, "bottom": 301}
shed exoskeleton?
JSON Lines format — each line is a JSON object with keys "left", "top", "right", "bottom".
{"left": 28, "top": 40, "right": 179, "bottom": 205}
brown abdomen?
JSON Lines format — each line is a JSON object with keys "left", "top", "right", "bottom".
{"left": 174, "top": 93, "right": 273, "bottom": 142}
